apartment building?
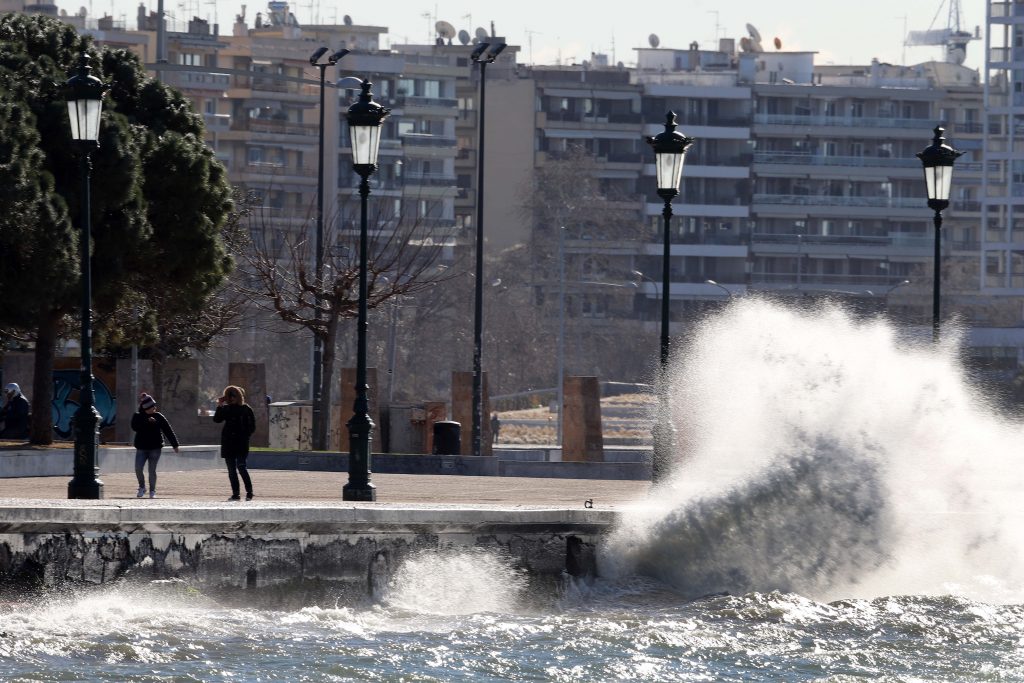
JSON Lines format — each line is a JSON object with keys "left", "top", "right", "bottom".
{"left": 16, "top": 1, "right": 1022, "bottom": 381}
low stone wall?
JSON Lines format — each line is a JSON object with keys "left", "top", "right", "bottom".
{"left": 0, "top": 503, "right": 611, "bottom": 602}
{"left": 0, "top": 446, "right": 220, "bottom": 478}
{"left": 247, "top": 451, "right": 500, "bottom": 476}
{"left": 1, "top": 448, "right": 650, "bottom": 480}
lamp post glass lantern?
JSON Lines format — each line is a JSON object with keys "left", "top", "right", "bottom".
{"left": 645, "top": 111, "right": 693, "bottom": 482}
{"left": 916, "top": 125, "right": 962, "bottom": 342}
{"left": 309, "top": 47, "right": 349, "bottom": 452}
{"left": 469, "top": 40, "right": 506, "bottom": 457}
{"left": 343, "top": 80, "right": 390, "bottom": 502}
{"left": 65, "top": 53, "right": 105, "bottom": 499}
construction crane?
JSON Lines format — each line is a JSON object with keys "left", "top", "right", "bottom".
{"left": 905, "top": 0, "right": 979, "bottom": 65}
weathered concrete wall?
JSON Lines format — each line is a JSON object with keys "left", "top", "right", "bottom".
{"left": 0, "top": 505, "right": 610, "bottom": 600}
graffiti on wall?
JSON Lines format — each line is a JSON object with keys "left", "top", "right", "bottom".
{"left": 52, "top": 370, "right": 117, "bottom": 439}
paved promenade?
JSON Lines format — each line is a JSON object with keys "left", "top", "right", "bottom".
{"left": 0, "top": 468, "right": 651, "bottom": 509}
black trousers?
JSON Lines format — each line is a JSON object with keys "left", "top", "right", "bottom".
{"left": 225, "top": 454, "right": 253, "bottom": 497}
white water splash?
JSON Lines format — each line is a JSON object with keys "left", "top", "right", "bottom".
{"left": 603, "top": 298, "right": 1024, "bottom": 602}
{"left": 383, "top": 549, "right": 529, "bottom": 615}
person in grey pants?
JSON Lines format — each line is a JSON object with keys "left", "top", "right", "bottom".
{"left": 130, "top": 393, "right": 180, "bottom": 498}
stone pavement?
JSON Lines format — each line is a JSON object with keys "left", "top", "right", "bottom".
{"left": 0, "top": 468, "right": 651, "bottom": 509}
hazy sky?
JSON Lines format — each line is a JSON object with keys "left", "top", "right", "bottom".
{"left": 62, "top": 0, "right": 985, "bottom": 71}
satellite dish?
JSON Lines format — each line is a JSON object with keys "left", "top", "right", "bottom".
{"left": 343, "top": 14, "right": 352, "bottom": 25}
{"left": 746, "top": 23, "right": 762, "bottom": 42}
{"left": 458, "top": 29, "right": 471, "bottom": 45}
{"left": 435, "top": 20, "right": 456, "bottom": 40}
{"left": 475, "top": 26, "right": 488, "bottom": 41}
{"left": 739, "top": 36, "right": 753, "bottom": 52}
{"left": 648, "top": 33, "right": 660, "bottom": 48}
{"left": 774, "top": 36, "right": 782, "bottom": 50}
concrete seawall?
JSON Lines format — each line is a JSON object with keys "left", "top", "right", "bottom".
{"left": 0, "top": 502, "right": 617, "bottom": 601}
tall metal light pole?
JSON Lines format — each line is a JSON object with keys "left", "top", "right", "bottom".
{"left": 65, "top": 53, "right": 105, "bottom": 499}
{"left": 469, "top": 39, "right": 506, "bottom": 457}
{"left": 309, "top": 47, "right": 349, "bottom": 451}
{"left": 343, "top": 80, "right": 390, "bottom": 501}
{"left": 916, "top": 125, "right": 962, "bottom": 343}
{"left": 645, "top": 111, "right": 694, "bottom": 482}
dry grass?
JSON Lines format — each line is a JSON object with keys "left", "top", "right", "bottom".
{"left": 495, "top": 393, "right": 655, "bottom": 445}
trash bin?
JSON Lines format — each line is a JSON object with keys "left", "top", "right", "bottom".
{"left": 433, "top": 420, "right": 461, "bottom": 455}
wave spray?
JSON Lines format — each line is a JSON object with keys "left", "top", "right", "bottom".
{"left": 602, "top": 298, "right": 1024, "bottom": 602}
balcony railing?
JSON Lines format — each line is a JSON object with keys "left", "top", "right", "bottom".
{"left": 752, "top": 151, "right": 919, "bottom": 169}
{"left": 243, "top": 119, "right": 319, "bottom": 136}
{"left": 244, "top": 162, "right": 316, "bottom": 177}
{"left": 751, "top": 232, "right": 932, "bottom": 249}
{"left": 751, "top": 272, "right": 912, "bottom": 287}
{"left": 402, "top": 173, "right": 458, "bottom": 187}
{"left": 753, "top": 113, "right": 934, "bottom": 130}
{"left": 401, "top": 134, "right": 457, "bottom": 148}
{"left": 395, "top": 95, "right": 459, "bottom": 109}
{"left": 752, "top": 193, "right": 923, "bottom": 209}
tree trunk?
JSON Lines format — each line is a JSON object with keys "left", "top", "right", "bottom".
{"left": 29, "top": 311, "right": 60, "bottom": 445}
{"left": 316, "top": 315, "right": 340, "bottom": 451}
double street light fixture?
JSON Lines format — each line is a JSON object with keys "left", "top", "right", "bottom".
{"left": 65, "top": 53, "right": 105, "bottom": 499}
{"left": 342, "top": 80, "right": 390, "bottom": 502}
{"left": 646, "top": 111, "right": 694, "bottom": 482}
{"left": 916, "top": 125, "right": 962, "bottom": 343}
{"left": 469, "top": 39, "right": 506, "bottom": 457}
{"left": 309, "top": 47, "right": 349, "bottom": 451}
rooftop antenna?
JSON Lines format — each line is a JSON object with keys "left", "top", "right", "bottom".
{"left": 524, "top": 28, "right": 543, "bottom": 63}
{"left": 421, "top": 11, "right": 431, "bottom": 42}
{"left": 708, "top": 9, "right": 720, "bottom": 47}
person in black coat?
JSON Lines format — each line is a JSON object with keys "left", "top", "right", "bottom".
{"left": 130, "top": 393, "right": 179, "bottom": 499}
{"left": 213, "top": 385, "right": 256, "bottom": 501}
{"left": 0, "top": 383, "right": 30, "bottom": 440}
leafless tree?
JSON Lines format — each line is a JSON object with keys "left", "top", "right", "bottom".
{"left": 234, "top": 189, "right": 454, "bottom": 449}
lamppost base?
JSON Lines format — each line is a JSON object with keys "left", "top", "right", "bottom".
{"left": 342, "top": 482, "right": 377, "bottom": 501}
{"left": 68, "top": 478, "right": 104, "bottom": 499}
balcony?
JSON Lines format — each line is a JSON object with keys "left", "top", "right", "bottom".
{"left": 753, "top": 151, "right": 919, "bottom": 169}
{"left": 750, "top": 272, "right": 912, "bottom": 288}
{"left": 240, "top": 119, "right": 319, "bottom": 137}
{"left": 394, "top": 95, "right": 459, "bottom": 109}
{"left": 753, "top": 113, "right": 935, "bottom": 130}
{"left": 161, "top": 70, "right": 230, "bottom": 92}
{"left": 402, "top": 172, "right": 458, "bottom": 187}
{"left": 751, "top": 232, "right": 932, "bottom": 249}
{"left": 401, "top": 134, "right": 458, "bottom": 148}
{"left": 243, "top": 162, "right": 316, "bottom": 178}
{"left": 752, "top": 194, "right": 922, "bottom": 210}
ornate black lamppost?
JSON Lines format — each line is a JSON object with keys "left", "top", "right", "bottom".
{"left": 65, "top": 53, "right": 105, "bottom": 499}
{"left": 469, "top": 39, "right": 506, "bottom": 456}
{"left": 309, "top": 47, "right": 349, "bottom": 451}
{"left": 645, "top": 111, "right": 694, "bottom": 482}
{"left": 343, "top": 80, "right": 390, "bottom": 501}
{"left": 916, "top": 126, "right": 962, "bottom": 343}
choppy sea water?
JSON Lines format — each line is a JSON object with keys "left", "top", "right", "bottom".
{"left": 5, "top": 299, "right": 1024, "bottom": 681}
{"left": 1, "top": 577, "right": 1023, "bottom": 681}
